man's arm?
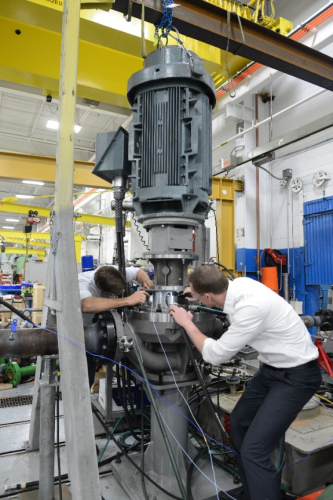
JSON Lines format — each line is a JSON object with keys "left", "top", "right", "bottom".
{"left": 169, "top": 305, "right": 208, "bottom": 353}
{"left": 81, "top": 290, "right": 148, "bottom": 313}
{"left": 136, "top": 268, "right": 153, "bottom": 289}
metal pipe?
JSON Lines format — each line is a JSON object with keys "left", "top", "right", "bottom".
{"left": 0, "top": 329, "right": 58, "bottom": 357}
{"left": 255, "top": 93, "right": 260, "bottom": 281}
{"left": 213, "top": 89, "right": 326, "bottom": 150}
{"left": 286, "top": 176, "right": 291, "bottom": 296}
{"left": 283, "top": 273, "right": 290, "bottom": 301}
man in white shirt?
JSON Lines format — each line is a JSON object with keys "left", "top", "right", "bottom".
{"left": 170, "top": 265, "right": 321, "bottom": 500}
{"left": 79, "top": 265, "right": 153, "bottom": 386}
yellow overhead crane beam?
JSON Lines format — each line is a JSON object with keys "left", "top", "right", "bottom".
{"left": 0, "top": 199, "right": 124, "bottom": 227}
{"left": 0, "top": 230, "right": 85, "bottom": 241}
{"left": 0, "top": 152, "right": 110, "bottom": 188}
{"left": 0, "top": 0, "right": 292, "bottom": 109}
{"left": 4, "top": 247, "right": 46, "bottom": 259}
{"left": 0, "top": 231, "right": 86, "bottom": 262}
{"left": 1, "top": 237, "right": 51, "bottom": 248}
{"left": 0, "top": 0, "right": 221, "bottom": 109}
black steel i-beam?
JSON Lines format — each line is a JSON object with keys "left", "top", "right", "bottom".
{"left": 112, "top": 0, "right": 333, "bottom": 91}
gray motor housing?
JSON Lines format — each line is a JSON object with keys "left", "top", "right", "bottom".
{"left": 127, "top": 45, "right": 216, "bottom": 223}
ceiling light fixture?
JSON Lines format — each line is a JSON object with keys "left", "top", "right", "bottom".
{"left": 46, "top": 120, "right": 59, "bottom": 130}
{"left": 3, "top": 226, "right": 14, "bottom": 230}
{"left": 46, "top": 120, "right": 81, "bottom": 133}
{"left": 22, "top": 180, "right": 45, "bottom": 186}
{"left": 6, "top": 218, "right": 19, "bottom": 222}
{"left": 16, "top": 194, "right": 34, "bottom": 199}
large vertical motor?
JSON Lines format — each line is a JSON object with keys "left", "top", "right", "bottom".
{"left": 124, "top": 45, "right": 216, "bottom": 382}
{"left": 93, "top": 44, "right": 216, "bottom": 484}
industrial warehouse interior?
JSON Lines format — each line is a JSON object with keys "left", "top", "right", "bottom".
{"left": 1, "top": 1, "right": 333, "bottom": 499}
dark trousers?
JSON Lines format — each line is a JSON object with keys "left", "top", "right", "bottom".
{"left": 229, "top": 361, "right": 322, "bottom": 500}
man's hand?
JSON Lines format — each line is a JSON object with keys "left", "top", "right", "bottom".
{"left": 169, "top": 305, "right": 193, "bottom": 328}
{"left": 170, "top": 305, "right": 207, "bottom": 354}
{"left": 142, "top": 280, "right": 154, "bottom": 289}
{"left": 127, "top": 290, "right": 149, "bottom": 306}
{"left": 182, "top": 286, "right": 199, "bottom": 303}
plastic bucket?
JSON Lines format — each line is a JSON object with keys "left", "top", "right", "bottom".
{"left": 81, "top": 255, "right": 94, "bottom": 272}
{"left": 261, "top": 267, "right": 279, "bottom": 294}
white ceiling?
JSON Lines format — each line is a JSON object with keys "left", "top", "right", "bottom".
{"left": 0, "top": 83, "right": 129, "bottom": 233}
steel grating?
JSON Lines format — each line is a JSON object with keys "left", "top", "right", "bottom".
{"left": 0, "top": 393, "right": 62, "bottom": 408}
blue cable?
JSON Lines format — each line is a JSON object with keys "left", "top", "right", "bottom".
{"left": 159, "top": 412, "right": 236, "bottom": 500}
{"left": 21, "top": 314, "right": 331, "bottom": 473}
{"left": 149, "top": 306, "right": 221, "bottom": 499}
{"left": 25, "top": 315, "right": 235, "bottom": 453}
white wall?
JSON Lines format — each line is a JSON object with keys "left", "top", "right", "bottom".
{"left": 211, "top": 2, "right": 333, "bottom": 269}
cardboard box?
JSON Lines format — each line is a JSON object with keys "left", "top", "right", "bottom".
{"left": 32, "top": 283, "right": 45, "bottom": 325}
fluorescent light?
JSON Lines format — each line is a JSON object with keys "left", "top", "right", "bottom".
{"left": 3, "top": 226, "right": 14, "bottom": 229}
{"left": 46, "top": 120, "right": 81, "bottom": 133}
{"left": 16, "top": 194, "right": 34, "bottom": 199}
{"left": 46, "top": 120, "right": 59, "bottom": 130}
{"left": 6, "top": 218, "right": 19, "bottom": 222}
{"left": 22, "top": 180, "right": 44, "bottom": 186}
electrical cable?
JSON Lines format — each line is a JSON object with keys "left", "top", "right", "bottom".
{"left": 0, "top": 297, "right": 37, "bottom": 324}
{"left": 186, "top": 446, "right": 237, "bottom": 500}
{"left": 315, "top": 393, "right": 333, "bottom": 405}
{"left": 98, "top": 414, "right": 125, "bottom": 463}
{"left": 3, "top": 294, "right": 332, "bottom": 494}
{"left": 150, "top": 305, "right": 220, "bottom": 500}
{"left": 140, "top": 387, "right": 149, "bottom": 500}
{"left": 125, "top": 359, "right": 142, "bottom": 431}
{"left": 157, "top": 409, "right": 237, "bottom": 498}
{"left": 117, "top": 362, "right": 141, "bottom": 442}
{"left": 253, "top": 163, "right": 286, "bottom": 181}
{"left": 132, "top": 346, "right": 188, "bottom": 500}
{"left": 212, "top": 262, "right": 236, "bottom": 280}
{"left": 293, "top": 466, "right": 333, "bottom": 498}
{"left": 186, "top": 446, "right": 210, "bottom": 500}
{"left": 179, "top": 327, "right": 235, "bottom": 453}
{"left": 0, "top": 298, "right": 236, "bottom": 454}
{"left": 132, "top": 213, "right": 149, "bottom": 251}
{"left": 92, "top": 405, "right": 184, "bottom": 500}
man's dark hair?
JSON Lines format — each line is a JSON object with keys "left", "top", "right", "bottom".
{"left": 188, "top": 265, "right": 229, "bottom": 295}
{"left": 94, "top": 266, "right": 126, "bottom": 295}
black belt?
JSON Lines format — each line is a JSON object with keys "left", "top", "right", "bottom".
{"left": 264, "top": 359, "right": 319, "bottom": 371}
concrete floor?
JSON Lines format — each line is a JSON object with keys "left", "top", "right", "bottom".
{"left": 0, "top": 382, "right": 237, "bottom": 500}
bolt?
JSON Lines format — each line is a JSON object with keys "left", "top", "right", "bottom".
{"left": 128, "top": 338, "right": 132, "bottom": 342}
{"left": 121, "top": 338, "right": 125, "bottom": 343}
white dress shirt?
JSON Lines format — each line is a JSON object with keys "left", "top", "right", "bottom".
{"left": 202, "top": 277, "right": 318, "bottom": 368}
{"left": 78, "top": 266, "right": 139, "bottom": 301}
